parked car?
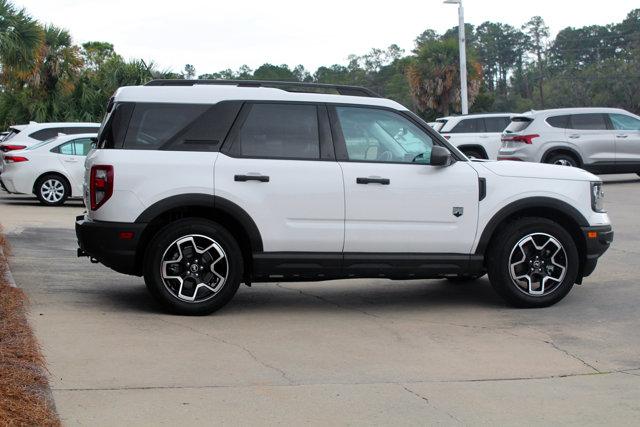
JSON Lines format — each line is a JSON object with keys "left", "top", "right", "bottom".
{"left": 498, "top": 107, "right": 640, "bottom": 176}
{"left": 0, "top": 122, "right": 100, "bottom": 153}
{"left": 1, "top": 124, "right": 26, "bottom": 143}
{"left": 437, "top": 113, "right": 515, "bottom": 159}
{"left": 0, "top": 133, "right": 96, "bottom": 205}
{"left": 76, "top": 80, "right": 612, "bottom": 315}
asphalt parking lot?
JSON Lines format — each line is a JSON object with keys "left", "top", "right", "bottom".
{"left": 2, "top": 174, "right": 640, "bottom": 425}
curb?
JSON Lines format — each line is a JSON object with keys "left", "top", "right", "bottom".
{"left": 0, "top": 246, "right": 16, "bottom": 288}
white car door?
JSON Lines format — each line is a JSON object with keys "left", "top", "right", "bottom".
{"left": 332, "top": 106, "right": 479, "bottom": 254}
{"left": 56, "top": 138, "right": 92, "bottom": 195}
{"left": 214, "top": 102, "right": 344, "bottom": 253}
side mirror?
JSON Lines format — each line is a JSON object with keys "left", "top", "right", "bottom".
{"left": 430, "top": 145, "right": 453, "bottom": 166}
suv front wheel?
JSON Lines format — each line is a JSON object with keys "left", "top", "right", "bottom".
{"left": 487, "top": 217, "right": 579, "bottom": 308}
{"left": 143, "top": 219, "right": 243, "bottom": 315}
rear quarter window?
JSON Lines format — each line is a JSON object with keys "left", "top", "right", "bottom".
{"left": 546, "top": 115, "right": 571, "bottom": 129}
{"left": 29, "top": 128, "right": 64, "bottom": 141}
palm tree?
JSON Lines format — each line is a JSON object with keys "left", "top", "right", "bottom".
{"left": 406, "top": 37, "right": 482, "bottom": 116}
{"left": 0, "top": 0, "right": 42, "bottom": 82}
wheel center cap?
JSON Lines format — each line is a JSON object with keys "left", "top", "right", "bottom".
{"left": 190, "top": 264, "right": 199, "bottom": 273}
{"left": 533, "top": 260, "right": 542, "bottom": 269}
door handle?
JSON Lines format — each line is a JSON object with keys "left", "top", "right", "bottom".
{"left": 356, "top": 177, "right": 390, "bottom": 185}
{"left": 234, "top": 174, "right": 269, "bottom": 182}
{"left": 568, "top": 134, "right": 580, "bottom": 139}
{"left": 616, "top": 134, "right": 628, "bottom": 139}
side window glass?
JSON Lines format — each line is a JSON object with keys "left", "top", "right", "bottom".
{"left": 336, "top": 107, "right": 434, "bottom": 164}
{"left": 65, "top": 127, "right": 98, "bottom": 135}
{"left": 546, "top": 115, "right": 570, "bottom": 129}
{"left": 232, "top": 104, "right": 320, "bottom": 159}
{"left": 29, "top": 128, "right": 62, "bottom": 141}
{"left": 610, "top": 114, "right": 640, "bottom": 131}
{"left": 57, "top": 142, "right": 75, "bottom": 155}
{"left": 484, "top": 117, "right": 510, "bottom": 132}
{"left": 449, "top": 118, "right": 484, "bottom": 133}
{"left": 71, "top": 138, "right": 93, "bottom": 156}
{"left": 570, "top": 114, "right": 608, "bottom": 130}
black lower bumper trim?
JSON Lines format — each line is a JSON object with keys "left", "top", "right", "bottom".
{"left": 76, "top": 215, "right": 146, "bottom": 276}
{"left": 581, "top": 225, "right": 613, "bottom": 277}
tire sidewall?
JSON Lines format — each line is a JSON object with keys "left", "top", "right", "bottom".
{"left": 144, "top": 219, "right": 243, "bottom": 315}
{"left": 36, "top": 174, "right": 69, "bottom": 206}
{"left": 547, "top": 153, "right": 578, "bottom": 167}
{"left": 489, "top": 218, "right": 579, "bottom": 308}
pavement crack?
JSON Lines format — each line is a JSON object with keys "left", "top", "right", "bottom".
{"left": 401, "top": 385, "right": 462, "bottom": 423}
{"left": 157, "top": 318, "right": 294, "bottom": 384}
{"left": 401, "top": 385, "right": 429, "bottom": 403}
{"left": 543, "top": 340, "right": 600, "bottom": 373}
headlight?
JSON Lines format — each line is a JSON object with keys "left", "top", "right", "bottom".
{"left": 591, "top": 182, "right": 605, "bottom": 212}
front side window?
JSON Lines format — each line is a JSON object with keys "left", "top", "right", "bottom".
{"left": 570, "top": 114, "right": 608, "bottom": 130}
{"left": 610, "top": 113, "right": 640, "bottom": 131}
{"left": 231, "top": 103, "right": 320, "bottom": 159}
{"left": 336, "top": 107, "right": 433, "bottom": 164}
{"left": 449, "top": 118, "right": 485, "bottom": 134}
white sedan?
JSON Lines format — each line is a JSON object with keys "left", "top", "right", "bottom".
{"left": 0, "top": 133, "right": 96, "bottom": 206}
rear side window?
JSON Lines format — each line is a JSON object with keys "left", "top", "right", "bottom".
{"left": 570, "top": 114, "right": 608, "bottom": 130}
{"left": 546, "top": 115, "right": 570, "bottom": 129}
{"left": 122, "top": 102, "right": 241, "bottom": 151}
{"left": 449, "top": 118, "right": 485, "bottom": 133}
{"left": 610, "top": 113, "right": 640, "bottom": 131}
{"left": 64, "top": 126, "right": 99, "bottom": 135}
{"left": 29, "top": 128, "right": 64, "bottom": 141}
{"left": 504, "top": 117, "right": 532, "bottom": 133}
{"left": 229, "top": 103, "right": 320, "bottom": 160}
{"left": 484, "top": 117, "right": 511, "bottom": 132}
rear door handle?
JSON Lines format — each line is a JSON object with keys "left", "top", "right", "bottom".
{"left": 616, "top": 134, "right": 628, "bottom": 139}
{"left": 356, "top": 177, "right": 390, "bottom": 185}
{"left": 234, "top": 174, "right": 269, "bottom": 182}
{"left": 569, "top": 134, "right": 580, "bottom": 139}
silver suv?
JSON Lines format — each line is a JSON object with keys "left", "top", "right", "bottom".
{"left": 498, "top": 108, "right": 640, "bottom": 175}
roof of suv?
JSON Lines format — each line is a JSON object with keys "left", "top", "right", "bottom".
{"left": 437, "top": 112, "right": 515, "bottom": 122}
{"left": 114, "top": 85, "right": 408, "bottom": 111}
{"left": 515, "top": 107, "right": 632, "bottom": 119}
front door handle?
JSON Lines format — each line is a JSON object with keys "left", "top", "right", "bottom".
{"left": 356, "top": 177, "right": 390, "bottom": 185}
{"left": 234, "top": 174, "right": 269, "bottom": 182}
{"left": 568, "top": 134, "right": 580, "bottom": 139}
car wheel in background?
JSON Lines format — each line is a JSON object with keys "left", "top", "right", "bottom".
{"left": 486, "top": 217, "right": 579, "bottom": 308}
{"left": 462, "top": 148, "right": 486, "bottom": 160}
{"left": 35, "top": 174, "right": 70, "bottom": 206}
{"left": 143, "top": 218, "right": 243, "bottom": 315}
{"left": 546, "top": 152, "right": 579, "bottom": 167}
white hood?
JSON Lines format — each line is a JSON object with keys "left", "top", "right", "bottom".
{"left": 475, "top": 160, "right": 599, "bottom": 182}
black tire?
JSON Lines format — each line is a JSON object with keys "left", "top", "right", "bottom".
{"left": 486, "top": 217, "right": 579, "bottom": 308}
{"left": 35, "top": 174, "right": 70, "bottom": 206}
{"left": 462, "top": 148, "right": 485, "bottom": 160}
{"left": 143, "top": 218, "right": 243, "bottom": 315}
{"left": 446, "top": 273, "right": 486, "bottom": 283}
{"left": 545, "top": 152, "right": 579, "bottom": 167}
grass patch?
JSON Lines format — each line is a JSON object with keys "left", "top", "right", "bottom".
{"left": 0, "top": 228, "right": 61, "bottom": 426}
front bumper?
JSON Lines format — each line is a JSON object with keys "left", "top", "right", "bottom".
{"left": 581, "top": 224, "right": 613, "bottom": 277}
{"left": 76, "top": 214, "right": 147, "bottom": 276}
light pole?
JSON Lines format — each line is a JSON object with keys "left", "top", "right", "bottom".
{"left": 444, "top": 0, "right": 468, "bottom": 115}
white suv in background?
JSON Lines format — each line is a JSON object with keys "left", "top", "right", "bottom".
{"left": 0, "top": 122, "right": 100, "bottom": 153}
{"left": 76, "top": 80, "right": 612, "bottom": 315}
{"left": 498, "top": 108, "right": 640, "bottom": 175}
{"left": 437, "top": 113, "right": 514, "bottom": 159}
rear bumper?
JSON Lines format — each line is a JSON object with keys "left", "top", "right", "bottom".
{"left": 75, "top": 214, "right": 146, "bottom": 276}
{"left": 581, "top": 225, "right": 613, "bottom": 277}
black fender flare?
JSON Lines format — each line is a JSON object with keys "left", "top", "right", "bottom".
{"left": 135, "top": 193, "right": 263, "bottom": 252}
{"left": 475, "top": 196, "right": 589, "bottom": 255}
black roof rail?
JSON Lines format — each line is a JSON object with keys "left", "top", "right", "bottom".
{"left": 144, "top": 79, "right": 381, "bottom": 98}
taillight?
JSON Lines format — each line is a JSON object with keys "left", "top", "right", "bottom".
{"left": 501, "top": 134, "right": 540, "bottom": 144}
{"left": 4, "top": 155, "right": 28, "bottom": 163}
{"left": 90, "top": 165, "right": 114, "bottom": 210}
{"left": 1, "top": 145, "right": 27, "bottom": 152}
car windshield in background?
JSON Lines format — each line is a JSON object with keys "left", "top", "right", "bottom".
{"left": 504, "top": 117, "right": 532, "bottom": 133}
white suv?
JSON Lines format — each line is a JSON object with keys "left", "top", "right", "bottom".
{"left": 498, "top": 108, "right": 640, "bottom": 175}
{"left": 76, "top": 80, "right": 612, "bottom": 315}
{"left": 0, "top": 122, "right": 100, "bottom": 153}
{"left": 436, "top": 113, "right": 514, "bottom": 159}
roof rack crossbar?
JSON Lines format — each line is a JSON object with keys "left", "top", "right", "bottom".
{"left": 144, "top": 79, "right": 380, "bottom": 98}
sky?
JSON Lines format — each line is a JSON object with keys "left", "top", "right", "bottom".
{"left": 14, "top": 0, "right": 637, "bottom": 75}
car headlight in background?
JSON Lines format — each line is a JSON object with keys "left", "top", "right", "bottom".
{"left": 591, "top": 182, "right": 605, "bottom": 212}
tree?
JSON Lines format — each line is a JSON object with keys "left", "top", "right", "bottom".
{"left": 523, "top": 16, "right": 549, "bottom": 107}
{"left": 0, "top": 0, "right": 42, "bottom": 82}
{"left": 183, "top": 63, "right": 195, "bottom": 79}
{"left": 406, "top": 37, "right": 482, "bottom": 116}
{"left": 81, "top": 41, "right": 115, "bottom": 69}
{"left": 253, "top": 63, "right": 296, "bottom": 81}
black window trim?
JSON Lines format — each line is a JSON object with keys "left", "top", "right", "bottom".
{"left": 327, "top": 103, "right": 465, "bottom": 165}
{"left": 220, "top": 101, "right": 335, "bottom": 162}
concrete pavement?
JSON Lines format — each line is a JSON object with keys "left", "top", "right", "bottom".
{"left": 2, "top": 174, "right": 640, "bottom": 425}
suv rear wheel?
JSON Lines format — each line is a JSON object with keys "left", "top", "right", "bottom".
{"left": 143, "top": 219, "right": 243, "bottom": 315}
{"left": 487, "top": 217, "right": 579, "bottom": 308}
{"left": 546, "top": 152, "right": 579, "bottom": 167}
{"left": 35, "top": 174, "right": 70, "bottom": 206}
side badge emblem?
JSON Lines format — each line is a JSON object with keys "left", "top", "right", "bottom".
{"left": 453, "top": 207, "right": 464, "bottom": 218}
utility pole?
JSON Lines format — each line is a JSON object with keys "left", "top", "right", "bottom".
{"left": 444, "top": 0, "right": 468, "bottom": 114}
